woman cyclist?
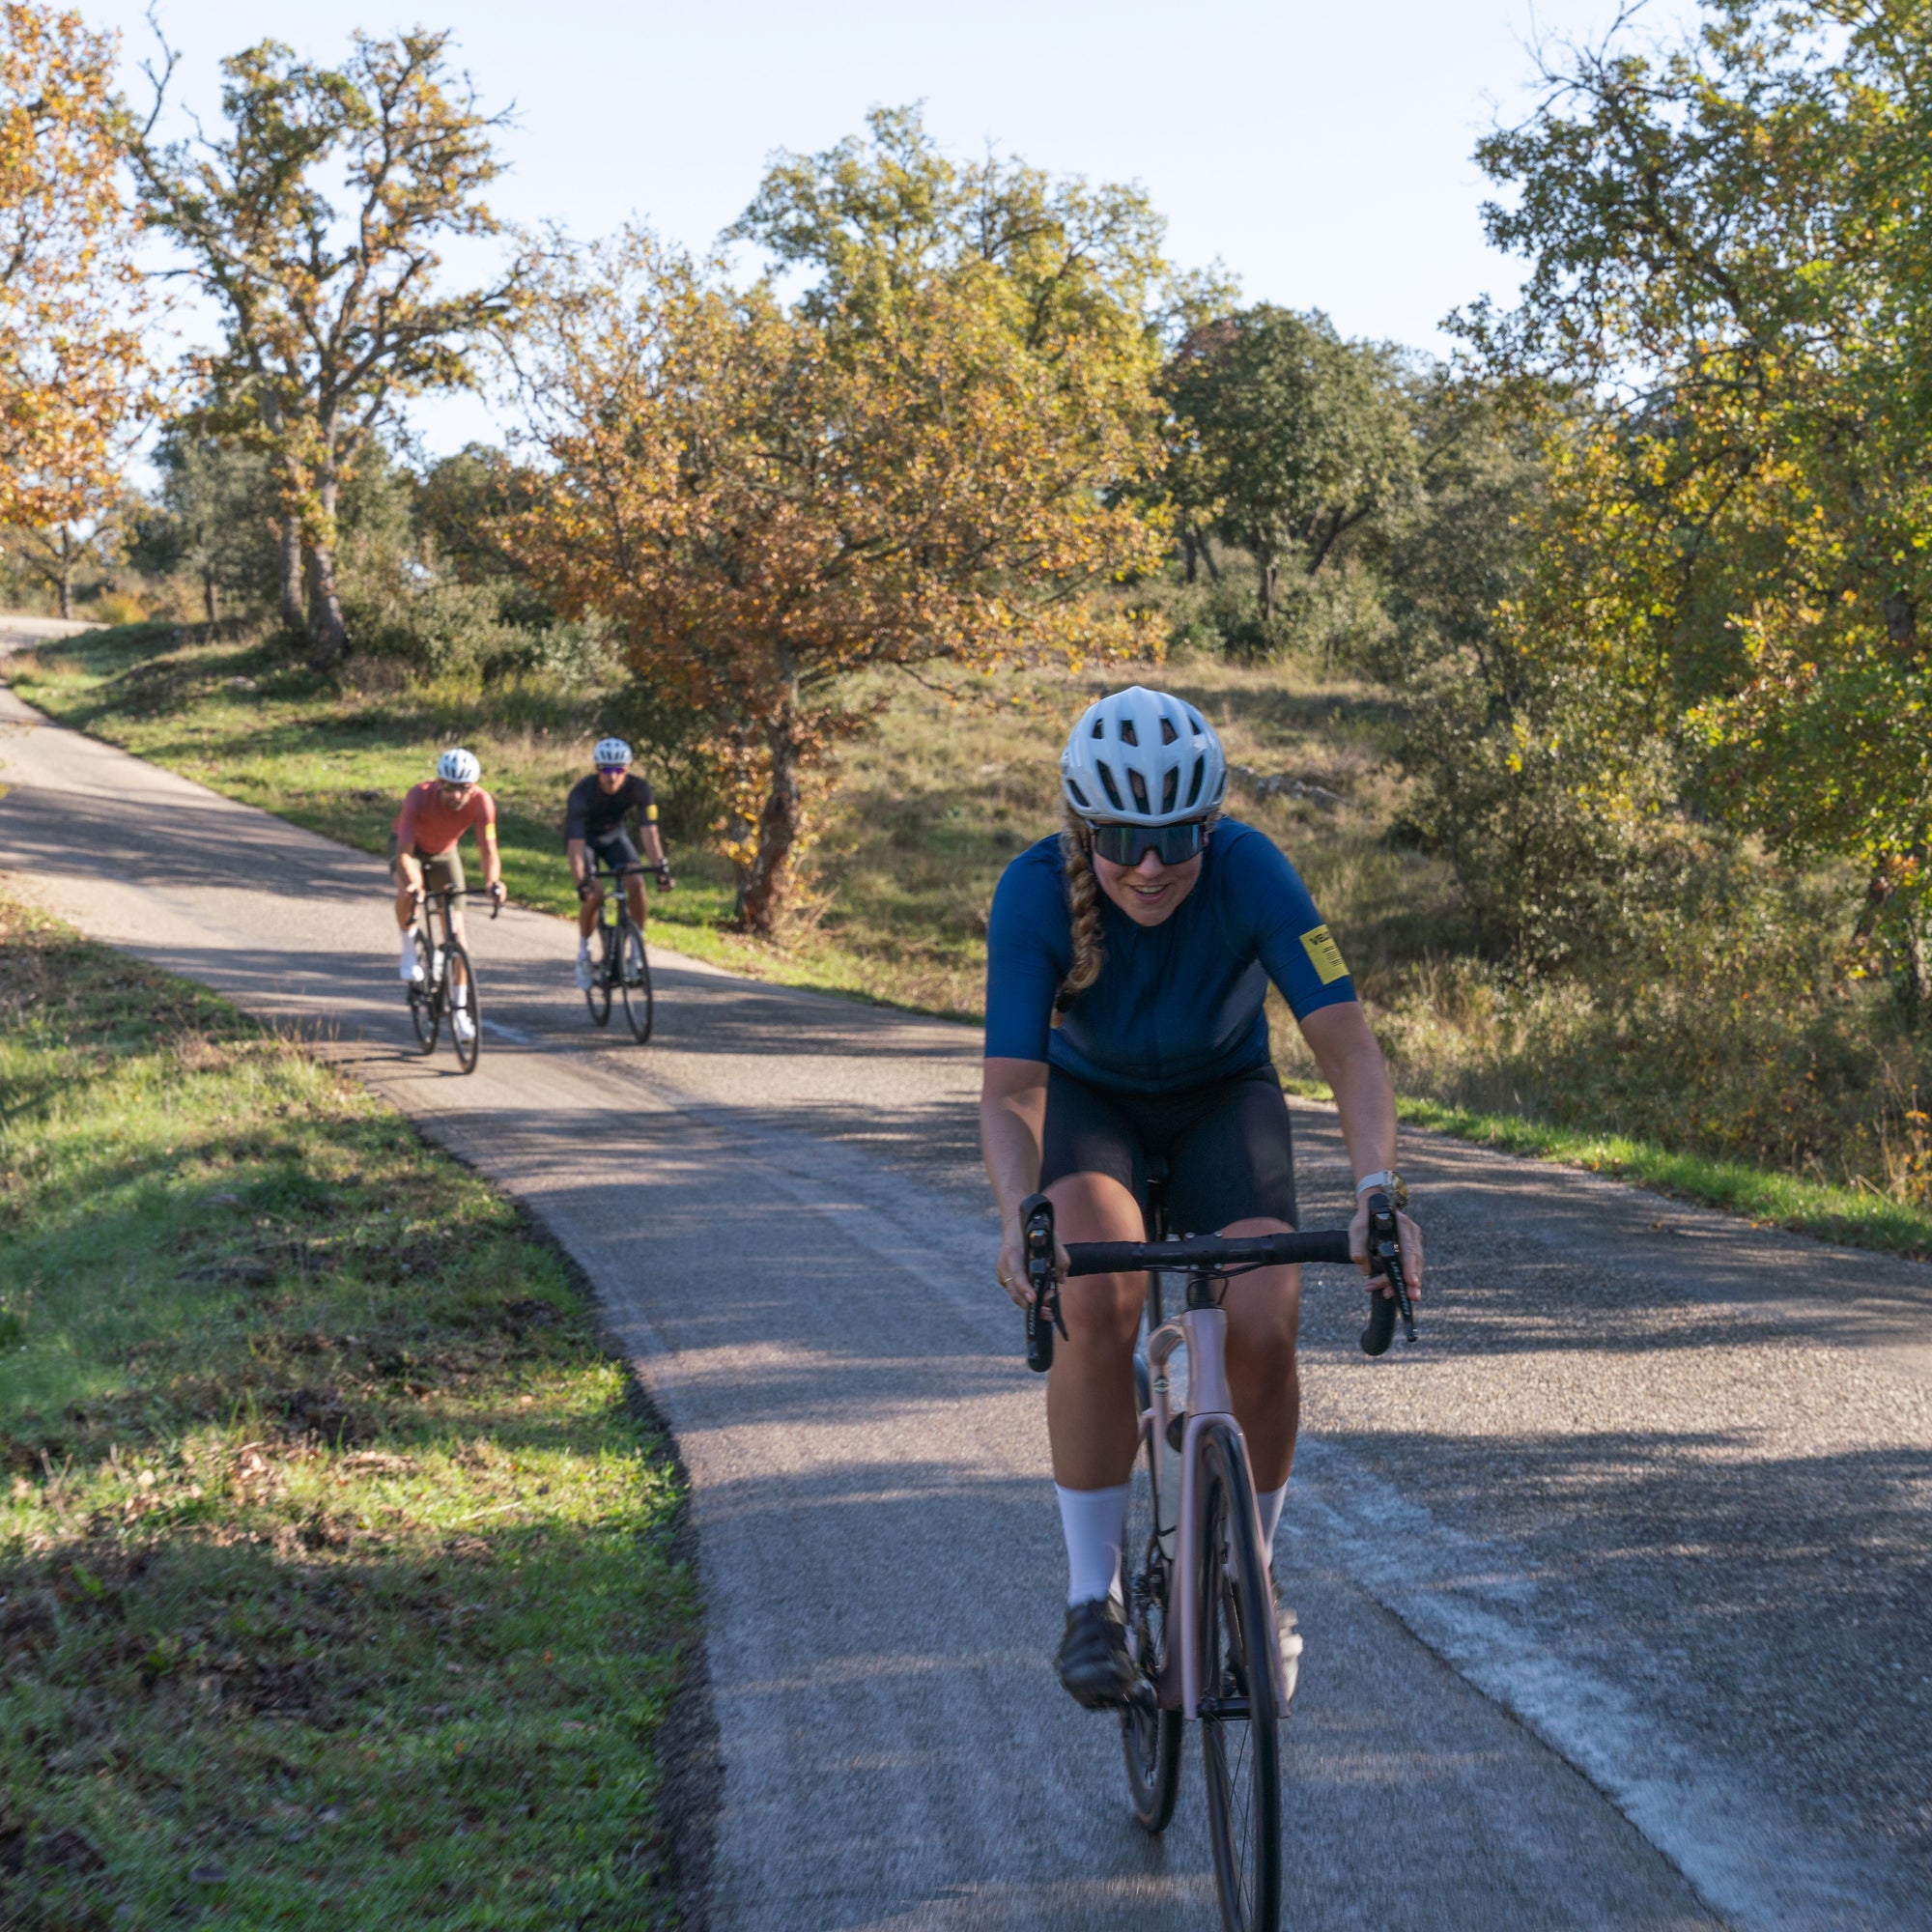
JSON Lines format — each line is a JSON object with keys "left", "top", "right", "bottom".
{"left": 980, "top": 686, "right": 1423, "bottom": 1707}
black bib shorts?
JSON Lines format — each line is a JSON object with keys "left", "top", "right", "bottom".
{"left": 1039, "top": 1062, "right": 1298, "bottom": 1236}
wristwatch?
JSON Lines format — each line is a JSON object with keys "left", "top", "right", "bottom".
{"left": 1354, "top": 1169, "right": 1407, "bottom": 1209}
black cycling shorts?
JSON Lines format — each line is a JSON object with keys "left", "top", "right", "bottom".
{"left": 586, "top": 830, "right": 642, "bottom": 876}
{"left": 1040, "top": 1063, "right": 1297, "bottom": 1236}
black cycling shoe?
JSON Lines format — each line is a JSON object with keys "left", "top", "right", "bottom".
{"left": 1056, "top": 1597, "right": 1135, "bottom": 1709}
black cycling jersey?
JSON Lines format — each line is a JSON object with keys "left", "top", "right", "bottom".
{"left": 564, "top": 772, "right": 657, "bottom": 845}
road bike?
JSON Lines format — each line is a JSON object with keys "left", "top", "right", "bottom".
{"left": 1020, "top": 1176, "right": 1411, "bottom": 1932}
{"left": 406, "top": 886, "right": 498, "bottom": 1074}
{"left": 582, "top": 867, "right": 654, "bottom": 1042}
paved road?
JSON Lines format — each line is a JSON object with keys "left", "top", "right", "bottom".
{"left": 3, "top": 665, "right": 1928, "bottom": 1931}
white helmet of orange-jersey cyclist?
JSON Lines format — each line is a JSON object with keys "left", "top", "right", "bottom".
{"left": 1059, "top": 686, "right": 1227, "bottom": 826}
{"left": 437, "top": 748, "right": 481, "bottom": 784}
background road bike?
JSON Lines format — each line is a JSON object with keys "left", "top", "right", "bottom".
{"left": 406, "top": 886, "right": 498, "bottom": 1074}
{"left": 1021, "top": 1180, "right": 1411, "bottom": 1932}
{"left": 582, "top": 867, "right": 654, "bottom": 1041}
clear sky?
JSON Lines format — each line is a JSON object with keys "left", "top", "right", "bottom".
{"left": 90, "top": 0, "right": 1693, "bottom": 454}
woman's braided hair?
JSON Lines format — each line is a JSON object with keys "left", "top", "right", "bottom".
{"left": 1055, "top": 803, "right": 1105, "bottom": 1020}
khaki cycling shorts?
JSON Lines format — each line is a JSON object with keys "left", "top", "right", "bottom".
{"left": 386, "top": 832, "right": 465, "bottom": 898}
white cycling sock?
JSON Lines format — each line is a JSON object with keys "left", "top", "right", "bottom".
{"left": 578, "top": 936, "right": 591, "bottom": 956}
{"left": 399, "top": 928, "right": 415, "bottom": 965}
{"left": 1258, "top": 1482, "right": 1290, "bottom": 1572}
{"left": 1056, "top": 1483, "right": 1128, "bottom": 1607}
{"left": 450, "top": 982, "right": 468, "bottom": 1009}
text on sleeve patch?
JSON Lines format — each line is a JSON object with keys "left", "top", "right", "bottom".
{"left": 1299, "top": 923, "right": 1349, "bottom": 985}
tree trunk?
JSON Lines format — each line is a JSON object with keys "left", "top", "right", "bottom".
{"left": 733, "top": 696, "right": 804, "bottom": 938}
{"left": 1198, "top": 528, "right": 1221, "bottom": 582}
{"left": 57, "top": 530, "right": 73, "bottom": 620}
{"left": 303, "top": 476, "right": 349, "bottom": 669}
{"left": 202, "top": 568, "right": 219, "bottom": 625}
{"left": 1260, "top": 556, "right": 1278, "bottom": 623}
{"left": 1182, "top": 527, "right": 1198, "bottom": 584}
{"left": 275, "top": 517, "right": 304, "bottom": 633}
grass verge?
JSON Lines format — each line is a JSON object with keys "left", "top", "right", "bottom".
{"left": 0, "top": 892, "right": 693, "bottom": 1929}
{"left": 1393, "top": 1097, "right": 1932, "bottom": 1259}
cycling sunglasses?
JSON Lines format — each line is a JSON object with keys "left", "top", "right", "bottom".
{"left": 1088, "top": 819, "right": 1208, "bottom": 867}
{"left": 596, "top": 763, "right": 628, "bottom": 777}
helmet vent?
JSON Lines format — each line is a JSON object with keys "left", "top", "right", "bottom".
{"left": 1119, "top": 718, "right": 1139, "bottom": 747}
{"left": 1128, "top": 769, "right": 1151, "bottom": 814}
{"left": 1096, "top": 761, "right": 1125, "bottom": 812}
{"left": 1161, "top": 768, "right": 1179, "bottom": 814}
{"left": 1160, "top": 717, "right": 1179, "bottom": 745}
{"left": 1185, "top": 759, "right": 1206, "bottom": 809}
{"left": 1092, "top": 716, "right": 1106, "bottom": 738}
{"left": 1066, "top": 778, "right": 1091, "bottom": 809}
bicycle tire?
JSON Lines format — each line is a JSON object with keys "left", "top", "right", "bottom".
{"left": 584, "top": 918, "right": 613, "bottom": 1028}
{"left": 618, "top": 918, "right": 653, "bottom": 1042}
{"left": 445, "top": 939, "right": 481, "bottom": 1074}
{"left": 1121, "top": 1361, "right": 1183, "bottom": 1832}
{"left": 408, "top": 931, "right": 439, "bottom": 1053}
{"left": 1198, "top": 1423, "right": 1281, "bottom": 1932}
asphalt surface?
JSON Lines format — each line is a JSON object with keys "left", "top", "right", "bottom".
{"left": 3, "top": 645, "right": 1928, "bottom": 1931}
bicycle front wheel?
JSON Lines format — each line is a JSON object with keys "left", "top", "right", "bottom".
{"left": 584, "top": 920, "right": 612, "bottom": 1028}
{"left": 445, "top": 940, "right": 481, "bottom": 1074}
{"left": 1197, "top": 1422, "right": 1281, "bottom": 1932}
{"left": 408, "top": 931, "right": 439, "bottom": 1053}
{"left": 618, "top": 919, "right": 653, "bottom": 1042}
{"left": 1121, "top": 1365, "right": 1182, "bottom": 1832}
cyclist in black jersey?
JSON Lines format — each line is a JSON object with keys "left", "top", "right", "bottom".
{"left": 566, "top": 737, "right": 673, "bottom": 990}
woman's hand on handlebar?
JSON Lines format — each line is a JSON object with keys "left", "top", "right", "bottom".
{"left": 996, "top": 1214, "right": 1068, "bottom": 1312}
{"left": 1349, "top": 1198, "right": 1424, "bottom": 1303}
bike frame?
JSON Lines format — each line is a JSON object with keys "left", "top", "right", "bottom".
{"left": 1144, "top": 1296, "right": 1291, "bottom": 1719}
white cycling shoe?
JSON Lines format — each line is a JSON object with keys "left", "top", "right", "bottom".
{"left": 1277, "top": 1600, "right": 1303, "bottom": 1708}
{"left": 399, "top": 955, "right": 423, "bottom": 983}
{"left": 574, "top": 952, "right": 594, "bottom": 991}
{"left": 452, "top": 1009, "right": 476, "bottom": 1043}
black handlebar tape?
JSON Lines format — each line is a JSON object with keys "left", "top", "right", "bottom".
{"left": 1025, "top": 1294, "right": 1055, "bottom": 1374}
{"left": 1063, "top": 1230, "right": 1352, "bottom": 1276}
{"left": 1361, "top": 1290, "right": 1398, "bottom": 1357}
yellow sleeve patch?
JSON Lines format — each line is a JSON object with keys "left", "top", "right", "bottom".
{"left": 644, "top": 803, "right": 659, "bottom": 823}
{"left": 481, "top": 822, "right": 498, "bottom": 843}
{"left": 1299, "top": 923, "right": 1350, "bottom": 985}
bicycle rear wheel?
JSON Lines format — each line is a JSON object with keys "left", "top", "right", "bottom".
{"left": 1198, "top": 1422, "right": 1281, "bottom": 1932}
{"left": 408, "top": 931, "right": 439, "bottom": 1053}
{"left": 445, "top": 940, "right": 481, "bottom": 1074}
{"left": 1121, "top": 1356, "right": 1182, "bottom": 1832}
{"left": 618, "top": 919, "right": 653, "bottom": 1042}
{"left": 584, "top": 918, "right": 612, "bottom": 1027}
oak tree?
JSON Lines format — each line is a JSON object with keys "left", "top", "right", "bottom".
{"left": 0, "top": 3, "right": 148, "bottom": 546}
{"left": 134, "top": 28, "right": 523, "bottom": 666}
{"left": 511, "top": 114, "right": 1173, "bottom": 933}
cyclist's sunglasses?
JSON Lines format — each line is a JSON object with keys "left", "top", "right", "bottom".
{"left": 1088, "top": 819, "right": 1208, "bottom": 867}
{"left": 597, "top": 763, "right": 628, "bottom": 777}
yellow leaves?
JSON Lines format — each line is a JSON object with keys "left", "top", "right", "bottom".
{"left": 0, "top": 0, "right": 147, "bottom": 528}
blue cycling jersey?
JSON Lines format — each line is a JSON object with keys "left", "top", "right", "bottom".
{"left": 982, "top": 819, "right": 1356, "bottom": 1094}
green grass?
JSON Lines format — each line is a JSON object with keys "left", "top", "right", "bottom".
{"left": 1393, "top": 1097, "right": 1932, "bottom": 1257}
{"left": 0, "top": 894, "right": 694, "bottom": 1929}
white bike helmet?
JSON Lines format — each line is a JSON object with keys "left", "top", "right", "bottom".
{"left": 593, "top": 737, "right": 634, "bottom": 768}
{"left": 1060, "top": 687, "right": 1227, "bottom": 825}
{"left": 437, "top": 747, "right": 481, "bottom": 784}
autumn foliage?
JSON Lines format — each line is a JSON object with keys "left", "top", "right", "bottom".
{"left": 0, "top": 2, "right": 146, "bottom": 538}
{"left": 509, "top": 117, "right": 1172, "bottom": 931}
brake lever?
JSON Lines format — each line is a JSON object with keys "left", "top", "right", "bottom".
{"left": 1018, "top": 1191, "right": 1065, "bottom": 1374}
{"left": 1359, "top": 1190, "right": 1416, "bottom": 1357}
